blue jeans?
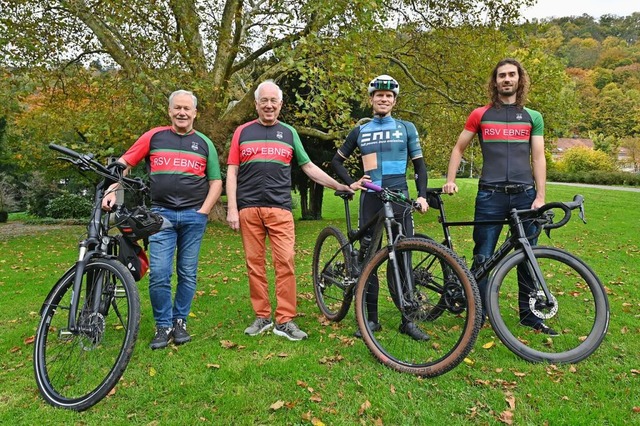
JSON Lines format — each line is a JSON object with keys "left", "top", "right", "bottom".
{"left": 472, "top": 188, "right": 539, "bottom": 322}
{"left": 149, "top": 207, "right": 208, "bottom": 328}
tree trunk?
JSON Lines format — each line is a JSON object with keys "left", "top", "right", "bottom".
{"left": 208, "top": 200, "right": 227, "bottom": 222}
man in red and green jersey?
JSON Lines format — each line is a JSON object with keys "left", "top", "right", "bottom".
{"left": 443, "top": 58, "right": 557, "bottom": 336}
{"left": 103, "top": 90, "right": 223, "bottom": 349}
{"left": 226, "top": 80, "right": 352, "bottom": 341}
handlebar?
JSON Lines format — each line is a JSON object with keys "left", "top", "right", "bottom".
{"left": 362, "top": 182, "right": 423, "bottom": 210}
{"left": 537, "top": 194, "right": 586, "bottom": 229}
{"left": 49, "top": 143, "right": 147, "bottom": 192}
{"left": 424, "top": 187, "right": 586, "bottom": 231}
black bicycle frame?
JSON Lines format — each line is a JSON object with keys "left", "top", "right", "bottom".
{"left": 336, "top": 191, "right": 414, "bottom": 309}
{"left": 431, "top": 192, "right": 553, "bottom": 305}
{"left": 67, "top": 180, "right": 111, "bottom": 333}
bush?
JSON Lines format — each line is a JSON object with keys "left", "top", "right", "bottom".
{"left": 25, "top": 172, "right": 62, "bottom": 218}
{"left": 556, "top": 147, "right": 616, "bottom": 173}
{"left": 46, "top": 192, "right": 93, "bottom": 219}
{"left": 547, "top": 169, "right": 640, "bottom": 186}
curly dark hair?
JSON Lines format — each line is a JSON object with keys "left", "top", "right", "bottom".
{"left": 488, "top": 58, "right": 529, "bottom": 109}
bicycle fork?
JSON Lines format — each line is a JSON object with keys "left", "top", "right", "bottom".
{"left": 382, "top": 204, "right": 416, "bottom": 313}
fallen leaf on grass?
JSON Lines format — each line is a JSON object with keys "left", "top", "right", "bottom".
{"left": 311, "top": 418, "right": 326, "bottom": 426}
{"left": 482, "top": 340, "right": 495, "bottom": 349}
{"left": 108, "top": 387, "right": 116, "bottom": 396}
{"left": 270, "top": 400, "right": 285, "bottom": 411}
{"left": 498, "top": 410, "right": 514, "bottom": 424}
{"left": 206, "top": 363, "right": 220, "bottom": 369}
{"left": 220, "top": 340, "right": 237, "bottom": 349}
{"left": 505, "top": 392, "right": 516, "bottom": 410}
{"left": 24, "top": 336, "right": 35, "bottom": 345}
{"left": 632, "top": 407, "right": 640, "bottom": 413}
{"left": 310, "top": 394, "right": 322, "bottom": 402}
{"left": 149, "top": 367, "right": 157, "bottom": 377}
{"left": 463, "top": 357, "right": 474, "bottom": 365}
{"left": 359, "top": 400, "right": 371, "bottom": 415}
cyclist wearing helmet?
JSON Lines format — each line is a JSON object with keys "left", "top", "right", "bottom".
{"left": 332, "top": 74, "right": 430, "bottom": 341}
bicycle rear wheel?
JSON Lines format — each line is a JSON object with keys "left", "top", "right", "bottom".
{"left": 355, "top": 238, "right": 482, "bottom": 377}
{"left": 312, "top": 226, "right": 354, "bottom": 322}
{"left": 487, "top": 246, "right": 609, "bottom": 364}
{"left": 33, "top": 258, "right": 140, "bottom": 411}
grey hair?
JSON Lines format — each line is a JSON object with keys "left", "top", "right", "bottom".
{"left": 254, "top": 80, "right": 283, "bottom": 101}
{"left": 169, "top": 90, "right": 198, "bottom": 108}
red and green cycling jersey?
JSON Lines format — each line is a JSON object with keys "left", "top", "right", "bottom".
{"left": 227, "top": 119, "right": 310, "bottom": 211}
{"left": 122, "top": 126, "right": 221, "bottom": 210}
{"left": 465, "top": 104, "right": 544, "bottom": 185}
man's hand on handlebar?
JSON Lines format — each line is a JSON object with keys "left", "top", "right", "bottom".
{"left": 101, "top": 191, "right": 117, "bottom": 211}
{"left": 442, "top": 181, "right": 458, "bottom": 195}
{"left": 349, "top": 175, "right": 372, "bottom": 191}
{"left": 415, "top": 197, "right": 429, "bottom": 214}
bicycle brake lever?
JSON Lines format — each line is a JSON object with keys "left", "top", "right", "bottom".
{"left": 578, "top": 203, "right": 586, "bottom": 224}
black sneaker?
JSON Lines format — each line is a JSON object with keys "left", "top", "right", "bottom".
{"left": 172, "top": 318, "right": 191, "bottom": 345}
{"left": 354, "top": 321, "right": 382, "bottom": 338}
{"left": 528, "top": 322, "right": 560, "bottom": 336}
{"left": 399, "top": 321, "right": 430, "bottom": 341}
{"left": 149, "top": 326, "right": 172, "bottom": 350}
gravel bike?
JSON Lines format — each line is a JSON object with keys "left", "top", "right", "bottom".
{"left": 424, "top": 188, "right": 609, "bottom": 364}
{"left": 33, "top": 144, "right": 160, "bottom": 411}
{"left": 312, "top": 182, "right": 482, "bottom": 376}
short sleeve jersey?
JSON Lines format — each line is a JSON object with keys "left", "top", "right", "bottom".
{"left": 465, "top": 104, "right": 544, "bottom": 185}
{"left": 122, "top": 126, "right": 221, "bottom": 209}
{"left": 337, "top": 116, "right": 422, "bottom": 191}
{"left": 227, "top": 120, "right": 311, "bottom": 211}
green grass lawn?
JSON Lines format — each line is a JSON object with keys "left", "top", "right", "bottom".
{"left": 1, "top": 178, "right": 638, "bottom": 425}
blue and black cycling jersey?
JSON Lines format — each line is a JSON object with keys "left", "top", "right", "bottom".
{"left": 334, "top": 116, "right": 424, "bottom": 192}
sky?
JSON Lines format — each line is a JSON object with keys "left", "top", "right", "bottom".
{"left": 521, "top": 0, "right": 639, "bottom": 20}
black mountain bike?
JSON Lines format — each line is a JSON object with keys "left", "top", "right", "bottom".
{"left": 312, "top": 183, "right": 482, "bottom": 377}
{"left": 33, "top": 144, "right": 153, "bottom": 411}
{"left": 424, "top": 188, "right": 609, "bottom": 364}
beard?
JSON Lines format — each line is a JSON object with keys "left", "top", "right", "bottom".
{"left": 498, "top": 85, "right": 516, "bottom": 96}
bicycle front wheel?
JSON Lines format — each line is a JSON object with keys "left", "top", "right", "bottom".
{"left": 33, "top": 258, "right": 140, "bottom": 411}
{"left": 355, "top": 238, "right": 482, "bottom": 377}
{"left": 487, "top": 246, "right": 609, "bottom": 364}
{"left": 312, "top": 226, "right": 354, "bottom": 322}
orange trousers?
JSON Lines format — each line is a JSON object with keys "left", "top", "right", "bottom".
{"left": 238, "top": 207, "right": 297, "bottom": 324}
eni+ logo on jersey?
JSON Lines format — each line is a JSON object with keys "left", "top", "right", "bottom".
{"left": 360, "top": 129, "right": 404, "bottom": 145}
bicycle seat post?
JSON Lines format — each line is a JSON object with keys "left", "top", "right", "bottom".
{"left": 343, "top": 197, "right": 353, "bottom": 234}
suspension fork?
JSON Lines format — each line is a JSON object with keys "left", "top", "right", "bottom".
{"left": 382, "top": 203, "right": 414, "bottom": 310}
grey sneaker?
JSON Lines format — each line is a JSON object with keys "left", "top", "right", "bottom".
{"left": 149, "top": 326, "right": 172, "bottom": 350}
{"left": 172, "top": 318, "right": 191, "bottom": 345}
{"left": 244, "top": 317, "right": 274, "bottom": 336}
{"left": 273, "top": 321, "right": 308, "bottom": 341}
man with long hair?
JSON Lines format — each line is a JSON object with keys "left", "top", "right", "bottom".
{"left": 442, "top": 58, "right": 556, "bottom": 335}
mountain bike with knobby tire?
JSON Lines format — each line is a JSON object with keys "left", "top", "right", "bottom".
{"left": 33, "top": 143, "right": 162, "bottom": 411}
{"left": 425, "top": 188, "right": 609, "bottom": 364}
{"left": 312, "top": 182, "right": 482, "bottom": 377}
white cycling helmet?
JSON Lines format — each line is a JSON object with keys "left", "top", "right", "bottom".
{"left": 368, "top": 75, "right": 400, "bottom": 96}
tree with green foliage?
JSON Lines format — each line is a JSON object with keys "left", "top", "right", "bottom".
{"left": 2, "top": 0, "right": 546, "bottom": 218}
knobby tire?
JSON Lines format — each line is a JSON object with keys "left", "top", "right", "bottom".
{"left": 355, "top": 238, "right": 482, "bottom": 377}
